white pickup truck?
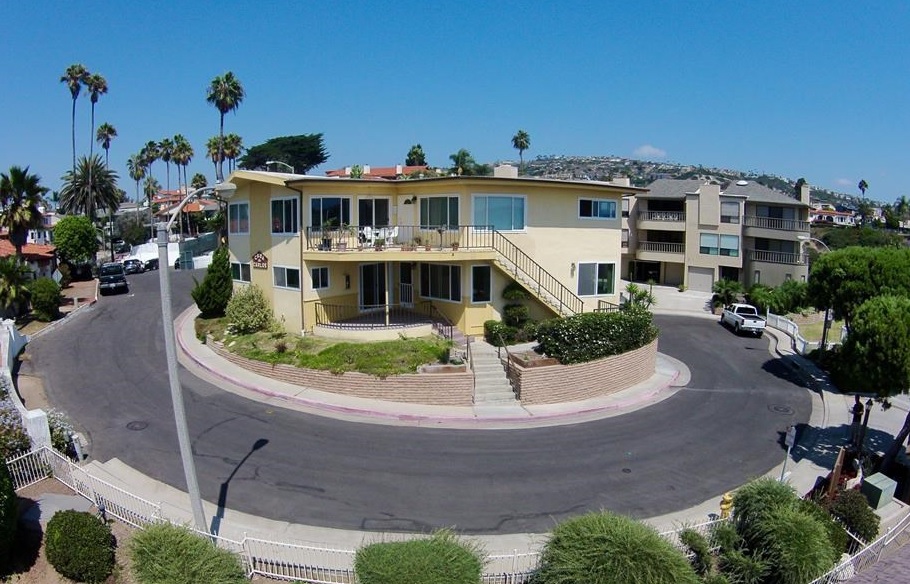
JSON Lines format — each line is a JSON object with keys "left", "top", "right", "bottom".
{"left": 721, "top": 303, "right": 766, "bottom": 337}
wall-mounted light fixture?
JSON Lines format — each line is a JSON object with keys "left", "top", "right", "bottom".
{"left": 344, "top": 274, "right": 351, "bottom": 289}
{"left": 570, "top": 262, "right": 576, "bottom": 276}
{"left": 402, "top": 196, "right": 417, "bottom": 205}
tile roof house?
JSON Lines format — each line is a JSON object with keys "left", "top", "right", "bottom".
{"left": 0, "top": 234, "right": 57, "bottom": 279}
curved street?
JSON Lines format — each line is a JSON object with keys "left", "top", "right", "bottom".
{"left": 21, "top": 271, "right": 811, "bottom": 534}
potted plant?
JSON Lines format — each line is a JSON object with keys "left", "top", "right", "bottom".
{"left": 320, "top": 218, "right": 337, "bottom": 250}
{"left": 451, "top": 240, "right": 460, "bottom": 251}
{"left": 374, "top": 237, "right": 386, "bottom": 251}
{"left": 336, "top": 223, "right": 353, "bottom": 251}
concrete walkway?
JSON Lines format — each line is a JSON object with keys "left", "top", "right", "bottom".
{"left": 16, "top": 281, "right": 910, "bottom": 553}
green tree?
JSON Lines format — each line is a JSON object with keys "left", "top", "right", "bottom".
{"left": 191, "top": 173, "right": 208, "bottom": 190}
{"left": 838, "top": 296, "right": 910, "bottom": 468}
{"left": 158, "top": 137, "right": 175, "bottom": 191}
{"left": 712, "top": 278, "right": 743, "bottom": 309}
{"left": 172, "top": 134, "right": 194, "bottom": 194}
{"left": 449, "top": 148, "right": 476, "bottom": 175}
{"left": 511, "top": 129, "right": 530, "bottom": 173}
{"left": 405, "top": 144, "right": 427, "bottom": 166}
{"left": 85, "top": 73, "right": 107, "bottom": 160}
{"left": 822, "top": 225, "right": 903, "bottom": 249}
{"left": 858, "top": 179, "right": 868, "bottom": 197}
{"left": 191, "top": 246, "right": 232, "bottom": 318}
{"left": 0, "top": 460, "right": 17, "bottom": 569}
{"left": 60, "top": 63, "right": 89, "bottom": 171}
{"left": 794, "top": 177, "right": 807, "bottom": 198}
{"left": 223, "top": 133, "right": 243, "bottom": 173}
{"left": 95, "top": 122, "right": 117, "bottom": 168}
{"left": 59, "top": 154, "right": 121, "bottom": 222}
{"left": 0, "top": 257, "right": 32, "bottom": 316}
{"left": 53, "top": 215, "right": 98, "bottom": 263}
{"left": 0, "top": 165, "right": 48, "bottom": 258}
{"left": 206, "top": 71, "right": 245, "bottom": 182}
{"left": 237, "top": 134, "right": 329, "bottom": 174}
{"left": 28, "top": 277, "right": 62, "bottom": 321}
{"left": 206, "top": 135, "right": 222, "bottom": 175}
{"left": 114, "top": 213, "right": 147, "bottom": 246}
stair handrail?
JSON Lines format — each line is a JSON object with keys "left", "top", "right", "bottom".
{"left": 419, "top": 301, "right": 454, "bottom": 343}
{"left": 494, "top": 333, "right": 520, "bottom": 400}
{"left": 491, "top": 230, "right": 584, "bottom": 315}
{"left": 466, "top": 334, "right": 475, "bottom": 396}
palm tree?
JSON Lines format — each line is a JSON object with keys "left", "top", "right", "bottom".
{"left": 140, "top": 141, "right": 160, "bottom": 235}
{"left": 126, "top": 154, "right": 145, "bottom": 224}
{"left": 172, "top": 134, "right": 193, "bottom": 194}
{"left": 206, "top": 136, "right": 222, "bottom": 175}
{"left": 59, "top": 155, "right": 121, "bottom": 223}
{"left": 206, "top": 72, "right": 245, "bottom": 182}
{"left": 222, "top": 133, "right": 243, "bottom": 173}
{"left": 60, "top": 64, "right": 90, "bottom": 171}
{"left": 0, "top": 166, "right": 48, "bottom": 258}
{"left": 858, "top": 179, "right": 868, "bottom": 198}
{"left": 0, "top": 257, "right": 33, "bottom": 317}
{"left": 511, "top": 130, "right": 531, "bottom": 173}
{"left": 86, "top": 73, "right": 108, "bottom": 159}
{"left": 449, "top": 149, "right": 476, "bottom": 176}
{"left": 191, "top": 173, "right": 207, "bottom": 190}
{"left": 158, "top": 137, "right": 175, "bottom": 191}
{"left": 96, "top": 122, "right": 117, "bottom": 168}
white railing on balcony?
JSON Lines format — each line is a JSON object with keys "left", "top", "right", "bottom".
{"left": 743, "top": 215, "right": 810, "bottom": 232}
{"left": 746, "top": 249, "right": 806, "bottom": 265}
{"left": 638, "top": 210, "right": 686, "bottom": 222}
{"left": 638, "top": 241, "right": 685, "bottom": 254}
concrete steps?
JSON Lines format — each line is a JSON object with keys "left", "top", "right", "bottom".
{"left": 469, "top": 340, "right": 517, "bottom": 404}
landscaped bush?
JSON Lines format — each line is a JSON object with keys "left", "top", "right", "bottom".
{"left": 709, "top": 520, "right": 742, "bottom": 554}
{"left": 354, "top": 529, "right": 484, "bottom": 584}
{"left": 225, "top": 284, "right": 273, "bottom": 334}
{"left": 484, "top": 320, "right": 518, "bottom": 346}
{"left": 45, "top": 510, "right": 115, "bottom": 583}
{"left": 0, "top": 462, "right": 17, "bottom": 570}
{"left": 502, "top": 281, "right": 530, "bottom": 301}
{"left": 0, "top": 375, "right": 30, "bottom": 460}
{"left": 129, "top": 521, "right": 246, "bottom": 584}
{"left": 828, "top": 488, "right": 880, "bottom": 543}
{"left": 732, "top": 477, "right": 798, "bottom": 547}
{"left": 679, "top": 528, "right": 712, "bottom": 575}
{"left": 712, "top": 278, "right": 743, "bottom": 308}
{"left": 798, "top": 498, "right": 849, "bottom": 554}
{"left": 502, "top": 303, "right": 530, "bottom": 328}
{"left": 718, "top": 549, "right": 766, "bottom": 584}
{"left": 47, "top": 409, "right": 76, "bottom": 457}
{"left": 534, "top": 511, "right": 700, "bottom": 584}
{"left": 750, "top": 506, "right": 837, "bottom": 584}
{"left": 191, "top": 246, "right": 233, "bottom": 318}
{"left": 27, "top": 277, "right": 62, "bottom": 321}
{"left": 534, "top": 306, "right": 658, "bottom": 364}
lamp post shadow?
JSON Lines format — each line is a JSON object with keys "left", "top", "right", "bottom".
{"left": 210, "top": 438, "right": 269, "bottom": 536}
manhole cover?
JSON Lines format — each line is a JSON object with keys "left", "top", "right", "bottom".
{"left": 621, "top": 468, "right": 632, "bottom": 474}
{"left": 769, "top": 405, "right": 794, "bottom": 415}
{"left": 126, "top": 421, "right": 148, "bottom": 431}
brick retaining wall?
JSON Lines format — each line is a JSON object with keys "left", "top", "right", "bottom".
{"left": 514, "top": 340, "right": 658, "bottom": 405}
{"left": 207, "top": 339, "right": 474, "bottom": 406}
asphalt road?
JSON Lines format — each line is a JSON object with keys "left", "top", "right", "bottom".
{"left": 22, "top": 271, "right": 811, "bottom": 534}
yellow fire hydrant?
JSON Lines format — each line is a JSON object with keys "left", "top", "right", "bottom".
{"left": 720, "top": 492, "right": 733, "bottom": 519}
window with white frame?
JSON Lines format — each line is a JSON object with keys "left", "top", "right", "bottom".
{"left": 471, "top": 265, "right": 491, "bottom": 303}
{"left": 230, "top": 262, "right": 251, "bottom": 283}
{"left": 420, "top": 196, "right": 459, "bottom": 229}
{"left": 622, "top": 198, "right": 630, "bottom": 218}
{"left": 720, "top": 235, "right": 740, "bottom": 257}
{"left": 579, "top": 198, "right": 617, "bottom": 219}
{"left": 228, "top": 202, "right": 249, "bottom": 235}
{"left": 577, "top": 262, "right": 615, "bottom": 296}
{"left": 310, "top": 197, "right": 351, "bottom": 228}
{"left": 420, "top": 263, "right": 461, "bottom": 301}
{"left": 621, "top": 229, "right": 630, "bottom": 248}
{"left": 311, "top": 266, "right": 329, "bottom": 289}
{"left": 472, "top": 195, "right": 525, "bottom": 231}
{"left": 720, "top": 201, "right": 740, "bottom": 224}
{"left": 273, "top": 266, "right": 301, "bottom": 290}
{"left": 271, "top": 197, "right": 299, "bottom": 234}
{"left": 699, "top": 233, "right": 740, "bottom": 257}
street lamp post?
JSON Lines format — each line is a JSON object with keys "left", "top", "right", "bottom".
{"left": 265, "top": 160, "right": 294, "bottom": 173}
{"left": 156, "top": 181, "right": 236, "bottom": 533}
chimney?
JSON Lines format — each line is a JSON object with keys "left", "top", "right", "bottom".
{"left": 363, "top": 165, "right": 371, "bottom": 175}
{"left": 799, "top": 182, "right": 810, "bottom": 205}
{"left": 396, "top": 164, "right": 402, "bottom": 175}
{"left": 610, "top": 176, "right": 631, "bottom": 187}
{"left": 493, "top": 164, "right": 518, "bottom": 178}
{"left": 344, "top": 166, "right": 351, "bottom": 176}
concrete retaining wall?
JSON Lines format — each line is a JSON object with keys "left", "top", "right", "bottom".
{"left": 207, "top": 339, "right": 474, "bottom": 406}
{"left": 514, "top": 340, "right": 658, "bottom": 405}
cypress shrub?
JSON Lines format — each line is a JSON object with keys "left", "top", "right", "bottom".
{"left": 534, "top": 307, "right": 658, "bottom": 364}
{"left": 828, "top": 489, "right": 880, "bottom": 543}
{"left": 534, "top": 511, "right": 700, "bottom": 584}
{"left": 45, "top": 510, "right": 115, "bottom": 583}
{"left": 27, "top": 277, "right": 62, "bottom": 321}
{"left": 129, "top": 522, "right": 246, "bottom": 584}
{"left": 225, "top": 284, "right": 273, "bottom": 334}
{"left": 191, "top": 246, "right": 232, "bottom": 318}
{"left": 0, "top": 462, "right": 16, "bottom": 570}
{"left": 354, "top": 529, "right": 484, "bottom": 584}
{"left": 502, "top": 304, "right": 530, "bottom": 328}
{"left": 502, "top": 281, "right": 530, "bottom": 301}
{"left": 750, "top": 506, "right": 837, "bottom": 584}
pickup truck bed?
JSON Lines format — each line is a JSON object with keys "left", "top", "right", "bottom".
{"left": 721, "top": 303, "right": 765, "bottom": 337}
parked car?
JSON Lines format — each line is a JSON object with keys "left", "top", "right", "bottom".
{"left": 143, "top": 258, "right": 159, "bottom": 271}
{"left": 122, "top": 259, "right": 144, "bottom": 274}
{"left": 98, "top": 262, "right": 129, "bottom": 295}
{"left": 721, "top": 303, "right": 765, "bottom": 337}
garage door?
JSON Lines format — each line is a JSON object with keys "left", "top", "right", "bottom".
{"left": 687, "top": 266, "right": 715, "bottom": 293}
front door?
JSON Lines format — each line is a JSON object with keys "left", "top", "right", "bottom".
{"left": 400, "top": 263, "right": 414, "bottom": 307}
{"left": 360, "top": 263, "right": 387, "bottom": 310}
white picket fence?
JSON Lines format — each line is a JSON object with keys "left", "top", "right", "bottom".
{"left": 766, "top": 312, "right": 847, "bottom": 356}
{"left": 9, "top": 445, "right": 909, "bottom": 583}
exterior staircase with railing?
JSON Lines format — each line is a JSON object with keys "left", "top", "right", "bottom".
{"left": 468, "top": 339, "right": 518, "bottom": 404}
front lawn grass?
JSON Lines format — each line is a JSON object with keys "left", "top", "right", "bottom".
{"left": 196, "top": 317, "right": 451, "bottom": 377}
{"left": 793, "top": 319, "right": 844, "bottom": 343}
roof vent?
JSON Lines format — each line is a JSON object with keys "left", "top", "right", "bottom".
{"left": 736, "top": 180, "right": 749, "bottom": 186}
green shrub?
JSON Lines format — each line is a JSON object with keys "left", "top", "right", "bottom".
{"left": 679, "top": 528, "right": 712, "bottom": 575}
{"left": 191, "top": 246, "right": 233, "bottom": 318}
{"left": 27, "top": 277, "right": 62, "bottom": 321}
{"left": 750, "top": 506, "right": 837, "bottom": 584}
{"left": 502, "top": 281, "right": 530, "bottom": 301}
{"left": 534, "top": 307, "right": 658, "bottom": 364}
{"left": 534, "top": 511, "right": 700, "bottom": 584}
{"left": 710, "top": 521, "right": 742, "bottom": 555}
{"left": 798, "top": 498, "right": 849, "bottom": 554}
{"left": 45, "top": 510, "right": 115, "bottom": 583}
{"left": 502, "top": 303, "right": 530, "bottom": 328}
{"left": 712, "top": 279, "right": 743, "bottom": 308}
{"left": 0, "top": 462, "right": 16, "bottom": 570}
{"left": 828, "top": 489, "right": 880, "bottom": 543}
{"left": 718, "top": 549, "right": 766, "bottom": 584}
{"left": 225, "top": 284, "right": 273, "bottom": 334}
{"left": 702, "top": 574, "right": 730, "bottom": 584}
{"left": 57, "top": 263, "right": 72, "bottom": 288}
{"left": 47, "top": 409, "right": 76, "bottom": 455}
{"left": 484, "top": 320, "right": 517, "bottom": 346}
{"left": 773, "top": 280, "right": 809, "bottom": 314}
{"left": 0, "top": 395, "right": 31, "bottom": 461}
{"left": 732, "top": 477, "right": 798, "bottom": 548}
{"left": 129, "top": 521, "right": 246, "bottom": 584}
{"left": 354, "top": 529, "right": 484, "bottom": 584}
{"left": 745, "top": 284, "right": 774, "bottom": 315}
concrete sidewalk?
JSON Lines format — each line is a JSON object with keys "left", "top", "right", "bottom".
{"left": 18, "top": 283, "right": 910, "bottom": 553}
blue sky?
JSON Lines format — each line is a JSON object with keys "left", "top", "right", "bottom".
{"left": 1, "top": 1, "right": 908, "bottom": 203}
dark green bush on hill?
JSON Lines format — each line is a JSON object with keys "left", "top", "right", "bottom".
{"left": 129, "top": 522, "right": 247, "bottom": 584}
{"left": 534, "top": 306, "right": 658, "bottom": 364}
{"left": 191, "top": 246, "right": 232, "bottom": 318}
{"left": 0, "top": 462, "right": 16, "bottom": 571}
{"left": 45, "top": 510, "right": 115, "bottom": 583}
{"left": 828, "top": 489, "right": 880, "bottom": 543}
{"left": 27, "top": 277, "right": 62, "bottom": 321}
{"left": 354, "top": 529, "right": 484, "bottom": 584}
